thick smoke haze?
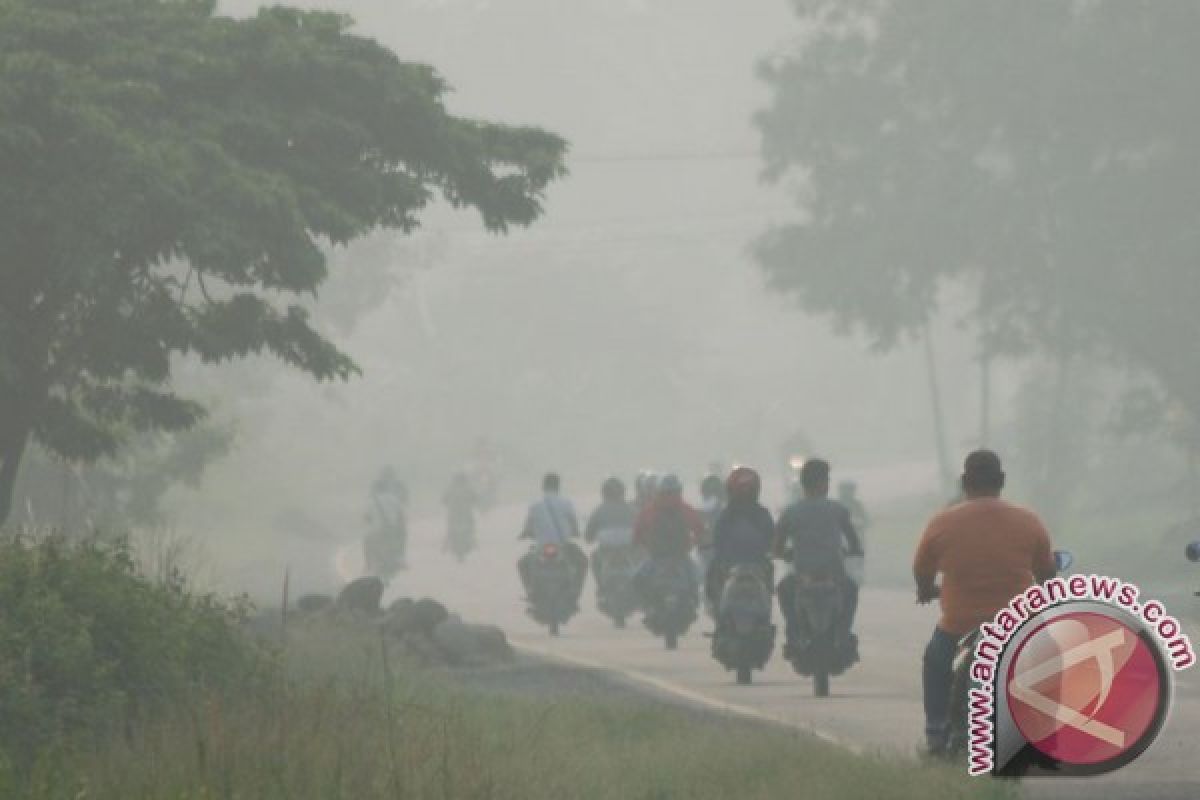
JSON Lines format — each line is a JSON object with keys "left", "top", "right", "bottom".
{"left": 153, "top": 0, "right": 1029, "bottom": 594}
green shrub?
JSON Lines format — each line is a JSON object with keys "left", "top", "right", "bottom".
{"left": 0, "top": 533, "right": 269, "bottom": 767}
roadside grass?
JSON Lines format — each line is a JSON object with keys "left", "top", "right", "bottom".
{"left": 12, "top": 624, "right": 1014, "bottom": 800}
{"left": 0, "top": 534, "right": 1013, "bottom": 799}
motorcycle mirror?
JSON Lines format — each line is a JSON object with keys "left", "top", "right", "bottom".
{"left": 1186, "top": 540, "right": 1200, "bottom": 563}
{"left": 1053, "top": 549, "right": 1075, "bottom": 572}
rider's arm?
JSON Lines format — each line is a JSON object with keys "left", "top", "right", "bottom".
{"left": 771, "top": 509, "right": 791, "bottom": 559}
{"left": 566, "top": 503, "right": 581, "bottom": 538}
{"left": 757, "top": 507, "right": 777, "bottom": 556}
{"left": 912, "top": 516, "right": 943, "bottom": 603}
{"left": 584, "top": 509, "right": 600, "bottom": 544}
{"left": 1030, "top": 515, "right": 1056, "bottom": 583}
{"left": 519, "top": 507, "right": 534, "bottom": 540}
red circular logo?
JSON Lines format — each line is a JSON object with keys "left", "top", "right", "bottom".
{"left": 1005, "top": 611, "right": 1165, "bottom": 767}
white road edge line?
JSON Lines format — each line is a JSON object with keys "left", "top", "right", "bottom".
{"left": 512, "top": 639, "right": 863, "bottom": 755}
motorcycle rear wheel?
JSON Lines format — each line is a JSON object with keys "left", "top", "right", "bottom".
{"left": 665, "top": 632, "right": 678, "bottom": 650}
{"left": 813, "top": 669, "right": 830, "bottom": 697}
{"left": 736, "top": 666, "right": 752, "bottom": 685}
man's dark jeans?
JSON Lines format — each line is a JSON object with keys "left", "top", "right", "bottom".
{"left": 922, "top": 626, "right": 959, "bottom": 745}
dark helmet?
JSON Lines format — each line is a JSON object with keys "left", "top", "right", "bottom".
{"left": 658, "top": 473, "right": 683, "bottom": 496}
{"left": 602, "top": 476, "right": 626, "bottom": 502}
{"left": 800, "top": 458, "right": 831, "bottom": 490}
{"left": 726, "top": 466, "right": 761, "bottom": 503}
{"left": 700, "top": 473, "right": 724, "bottom": 500}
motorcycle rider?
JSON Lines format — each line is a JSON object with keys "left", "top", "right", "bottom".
{"left": 364, "top": 466, "right": 410, "bottom": 575}
{"left": 584, "top": 476, "right": 637, "bottom": 589}
{"left": 519, "top": 473, "right": 588, "bottom": 605}
{"left": 773, "top": 458, "right": 864, "bottom": 658}
{"left": 632, "top": 473, "right": 705, "bottom": 602}
{"left": 913, "top": 450, "right": 1056, "bottom": 755}
{"left": 706, "top": 467, "right": 775, "bottom": 614}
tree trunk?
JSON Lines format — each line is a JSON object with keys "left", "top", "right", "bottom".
{"left": 922, "top": 323, "right": 954, "bottom": 496}
{"left": 0, "top": 423, "right": 30, "bottom": 528}
{"left": 1035, "top": 353, "right": 1077, "bottom": 531}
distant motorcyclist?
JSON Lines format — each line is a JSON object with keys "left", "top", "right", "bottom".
{"left": 773, "top": 458, "right": 863, "bottom": 658}
{"left": 364, "top": 466, "right": 409, "bottom": 576}
{"left": 706, "top": 467, "right": 774, "bottom": 613}
{"left": 442, "top": 472, "right": 480, "bottom": 557}
{"left": 519, "top": 473, "right": 588, "bottom": 604}
{"left": 913, "top": 450, "right": 1055, "bottom": 755}
{"left": 632, "top": 473, "right": 704, "bottom": 600}
{"left": 585, "top": 476, "right": 637, "bottom": 587}
{"left": 633, "top": 470, "right": 660, "bottom": 513}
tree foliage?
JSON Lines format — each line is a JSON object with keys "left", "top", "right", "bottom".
{"left": 755, "top": 1, "right": 1200, "bottom": 423}
{"left": 0, "top": 0, "right": 567, "bottom": 523}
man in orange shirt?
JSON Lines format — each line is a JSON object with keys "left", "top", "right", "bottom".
{"left": 913, "top": 450, "right": 1056, "bottom": 754}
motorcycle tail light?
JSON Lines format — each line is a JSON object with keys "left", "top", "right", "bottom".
{"left": 542, "top": 543, "right": 560, "bottom": 558}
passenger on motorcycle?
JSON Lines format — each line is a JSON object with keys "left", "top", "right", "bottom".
{"left": 706, "top": 467, "right": 775, "bottom": 614}
{"left": 773, "top": 458, "right": 863, "bottom": 659}
{"left": 913, "top": 450, "right": 1056, "bottom": 755}
{"left": 585, "top": 476, "right": 638, "bottom": 587}
{"left": 519, "top": 473, "right": 588, "bottom": 605}
{"left": 632, "top": 473, "right": 705, "bottom": 602}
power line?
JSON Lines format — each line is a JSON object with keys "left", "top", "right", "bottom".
{"left": 569, "top": 150, "right": 761, "bottom": 164}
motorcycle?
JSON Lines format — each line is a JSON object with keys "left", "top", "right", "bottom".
{"left": 595, "top": 545, "right": 642, "bottom": 628}
{"left": 786, "top": 566, "right": 856, "bottom": 697}
{"left": 944, "top": 549, "right": 1075, "bottom": 755}
{"left": 711, "top": 563, "right": 775, "bottom": 685}
{"left": 641, "top": 557, "right": 698, "bottom": 650}
{"left": 526, "top": 542, "right": 578, "bottom": 636}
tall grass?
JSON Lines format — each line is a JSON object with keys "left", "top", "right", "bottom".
{"left": 0, "top": 534, "right": 1013, "bottom": 800}
{"left": 10, "top": 623, "right": 1014, "bottom": 800}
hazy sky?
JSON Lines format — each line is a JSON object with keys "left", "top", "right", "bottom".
{"left": 187, "top": 1, "right": 998, "bottom": 583}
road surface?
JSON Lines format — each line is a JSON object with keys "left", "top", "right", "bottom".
{"left": 335, "top": 503, "right": 1200, "bottom": 799}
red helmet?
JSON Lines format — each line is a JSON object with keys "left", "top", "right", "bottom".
{"left": 726, "top": 466, "right": 761, "bottom": 502}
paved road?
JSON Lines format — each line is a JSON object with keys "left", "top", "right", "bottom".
{"left": 340, "top": 503, "right": 1200, "bottom": 799}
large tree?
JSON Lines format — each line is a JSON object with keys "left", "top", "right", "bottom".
{"left": 755, "top": 1, "right": 1200, "bottom": 438}
{"left": 0, "top": 0, "right": 567, "bottom": 524}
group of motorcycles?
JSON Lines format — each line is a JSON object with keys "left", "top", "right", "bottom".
{"left": 522, "top": 537, "right": 855, "bottom": 695}
{"left": 522, "top": 539, "right": 700, "bottom": 648}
